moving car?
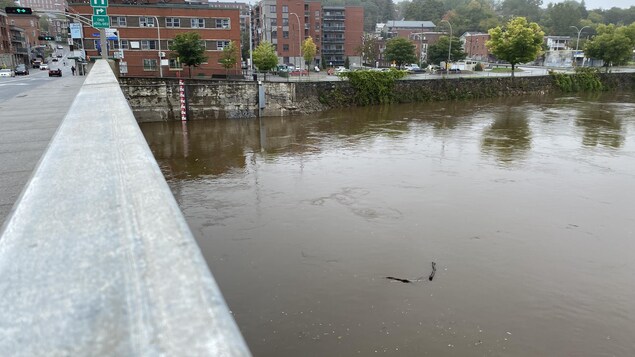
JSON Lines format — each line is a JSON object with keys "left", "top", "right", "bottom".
{"left": 40, "top": 63, "right": 49, "bottom": 70}
{"left": 15, "top": 64, "right": 29, "bottom": 75}
{"left": 0, "top": 68, "right": 15, "bottom": 77}
{"left": 404, "top": 64, "right": 425, "bottom": 73}
{"left": 52, "top": 58, "right": 58, "bottom": 62}
{"left": 48, "top": 68, "right": 62, "bottom": 77}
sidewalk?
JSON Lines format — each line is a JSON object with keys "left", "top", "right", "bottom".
{"left": 0, "top": 74, "right": 86, "bottom": 226}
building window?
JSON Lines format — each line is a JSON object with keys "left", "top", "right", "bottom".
{"left": 269, "top": 5, "right": 276, "bottom": 13}
{"left": 112, "top": 16, "right": 126, "bottom": 27}
{"left": 282, "top": 18, "right": 288, "bottom": 26}
{"left": 270, "top": 18, "right": 277, "bottom": 27}
{"left": 191, "top": 18, "right": 205, "bottom": 28}
{"left": 216, "top": 40, "right": 230, "bottom": 50}
{"left": 282, "top": 5, "right": 288, "bottom": 13}
{"left": 165, "top": 17, "right": 180, "bottom": 28}
{"left": 283, "top": 31, "right": 289, "bottom": 39}
{"left": 139, "top": 17, "right": 155, "bottom": 27}
{"left": 214, "top": 18, "right": 230, "bottom": 29}
{"left": 141, "top": 40, "right": 157, "bottom": 50}
{"left": 113, "top": 39, "right": 129, "bottom": 49}
{"left": 143, "top": 59, "right": 157, "bottom": 71}
{"left": 169, "top": 58, "right": 182, "bottom": 69}
{"left": 283, "top": 44, "right": 289, "bottom": 51}
{"left": 271, "top": 30, "right": 277, "bottom": 38}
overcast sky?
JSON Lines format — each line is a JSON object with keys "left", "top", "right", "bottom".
{"left": 542, "top": 0, "right": 635, "bottom": 10}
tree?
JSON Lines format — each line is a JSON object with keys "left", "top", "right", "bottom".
{"left": 500, "top": 0, "right": 543, "bottom": 22}
{"left": 384, "top": 37, "right": 417, "bottom": 68}
{"left": 403, "top": 0, "right": 446, "bottom": 23}
{"left": 169, "top": 32, "right": 207, "bottom": 78}
{"left": 542, "top": 1, "right": 585, "bottom": 35}
{"left": 427, "top": 36, "right": 467, "bottom": 66}
{"left": 445, "top": 0, "right": 500, "bottom": 34}
{"left": 252, "top": 41, "right": 278, "bottom": 80}
{"left": 584, "top": 24, "right": 634, "bottom": 71}
{"left": 357, "top": 34, "right": 380, "bottom": 66}
{"left": 487, "top": 17, "right": 544, "bottom": 76}
{"left": 219, "top": 40, "right": 238, "bottom": 78}
{"left": 302, "top": 37, "right": 317, "bottom": 74}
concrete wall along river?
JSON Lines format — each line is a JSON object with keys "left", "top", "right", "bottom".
{"left": 119, "top": 73, "right": 635, "bottom": 122}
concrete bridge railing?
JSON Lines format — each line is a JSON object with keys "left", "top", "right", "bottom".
{"left": 0, "top": 60, "right": 251, "bottom": 356}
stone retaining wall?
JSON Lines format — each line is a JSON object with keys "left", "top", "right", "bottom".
{"left": 119, "top": 73, "right": 635, "bottom": 122}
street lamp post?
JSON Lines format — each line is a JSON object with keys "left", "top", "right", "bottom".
{"left": 290, "top": 12, "right": 301, "bottom": 71}
{"left": 570, "top": 25, "right": 589, "bottom": 52}
{"left": 441, "top": 20, "right": 452, "bottom": 70}
{"left": 151, "top": 16, "right": 162, "bottom": 77}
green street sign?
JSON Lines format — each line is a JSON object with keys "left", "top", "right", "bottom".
{"left": 89, "top": 0, "right": 108, "bottom": 7}
{"left": 92, "top": 15, "right": 110, "bottom": 29}
{"left": 93, "top": 7, "right": 107, "bottom": 15}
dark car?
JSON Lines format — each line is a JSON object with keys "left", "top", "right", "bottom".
{"left": 15, "top": 64, "right": 29, "bottom": 75}
{"left": 48, "top": 68, "right": 62, "bottom": 77}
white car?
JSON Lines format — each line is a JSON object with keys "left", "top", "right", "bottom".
{"left": 40, "top": 63, "right": 49, "bottom": 70}
{"left": 0, "top": 68, "right": 15, "bottom": 77}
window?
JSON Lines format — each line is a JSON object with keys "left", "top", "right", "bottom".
{"left": 141, "top": 40, "right": 157, "bottom": 50}
{"left": 113, "top": 16, "right": 126, "bottom": 27}
{"left": 113, "top": 40, "right": 129, "bottom": 49}
{"left": 169, "top": 58, "right": 182, "bottom": 69}
{"left": 283, "top": 31, "right": 289, "bottom": 39}
{"left": 282, "top": 18, "right": 288, "bottom": 26}
{"left": 282, "top": 44, "right": 289, "bottom": 51}
{"left": 214, "top": 18, "right": 229, "bottom": 29}
{"left": 216, "top": 40, "right": 230, "bottom": 50}
{"left": 139, "top": 17, "right": 154, "bottom": 27}
{"left": 269, "top": 5, "right": 276, "bottom": 13}
{"left": 270, "top": 18, "right": 277, "bottom": 27}
{"left": 271, "top": 30, "right": 277, "bottom": 38}
{"left": 165, "top": 17, "right": 180, "bottom": 28}
{"left": 282, "top": 5, "right": 288, "bottom": 13}
{"left": 143, "top": 59, "right": 157, "bottom": 71}
{"left": 191, "top": 18, "right": 204, "bottom": 28}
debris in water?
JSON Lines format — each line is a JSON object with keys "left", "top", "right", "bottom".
{"left": 429, "top": 262, "right": 437, "bottom": 281}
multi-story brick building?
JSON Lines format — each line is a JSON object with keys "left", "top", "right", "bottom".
{"left": 1, "top": 11, "right": 13, "bottom": 68}
{"left": 460, "top": 32, "right": 491, "bottom": 62}
{"left": 69, "top": 2, "right": 242, "bottom": 78}
{"left": 253, "top": 0, "right": 363, "bottom": 68}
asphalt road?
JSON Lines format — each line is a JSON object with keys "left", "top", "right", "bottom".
{"left": 0, "top": 57, "right": 86, "bottom": 226}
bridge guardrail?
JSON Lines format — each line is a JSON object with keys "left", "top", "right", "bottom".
{"left": 0, "top": 60, "right": 251, "bottom": 356}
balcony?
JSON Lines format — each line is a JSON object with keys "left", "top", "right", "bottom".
{"left": 321, "top": 48, "right": 344, "bottom": 55}
{"left": 322, "top": 26, "right": 345, "bottom": 32}
{"left": 323, "top": 14, "right": 345, "bottom": 20}
{"left": 322, "top": 38, "right": 344, "bottom": 44}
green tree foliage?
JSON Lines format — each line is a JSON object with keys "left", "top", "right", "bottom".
{"left": 384, "top": 37, "right": 417, "bottom": 68}
{"left": 486, "top": 17, "right": 544, "bottom": 75}
{"left": 219, "top": 40, "right": 238, "bottom": 77}
{"left": 542, "top": 1, "right": 586, "bottom": 35}
{"left": 240, "top": 31, "right": 249, "bottom": 62}
{"left": 426, "top": 36, "right": 467, "bottom": 65}
{"left": 302, "top": 37, "right": 317, "bottom": 68}
{"left": 403, "top": 0, "right": 446, "bottom": 23}
{"left": 252, "top": 41, "right": 278, "bottom": 79}
{"left": 584, "top": 24, "right": 634, "bottom": 71}
{"left": 357, "top": 34, "right": 381, "bottom": 66}
{"left": 169, "top": 32, "right": 207, "bottom": 78}
{"left": 500, "top": 0, "right": 543, "bottom": 22}
{"left": 337, "top": 69, "right": 407, "bottom": 105}
{"left": 446, "top": 0, "right": 500, "bottom": 34}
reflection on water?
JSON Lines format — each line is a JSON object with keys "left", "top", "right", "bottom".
{"left": 141, "top": 92, "right": 635, "bottom": 357}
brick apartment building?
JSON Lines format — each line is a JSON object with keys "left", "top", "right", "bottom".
{"left": 460, "top": 32, "right": 491, "bottom": 62}
{"left": 374, "top": 21, "right": 444, "bottom": 66}
{"left": 69, "top": 2, "right": 242, "bottom": 77}
{"left": 253, "top": 0, "right": 363, "bottom": 68}
{"left": 0, "top": 11, "right": 12, "bottom": 68}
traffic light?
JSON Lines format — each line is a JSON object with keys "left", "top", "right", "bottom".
{"left": 38, "top": 35, "right": 54, "bottom": 41}
{"left": 5, "top": 7, "right": 33, "bottom": 14}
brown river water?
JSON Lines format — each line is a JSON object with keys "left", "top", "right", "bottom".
{"left": 140, "top": 92, "right": 635, "bottom": 356}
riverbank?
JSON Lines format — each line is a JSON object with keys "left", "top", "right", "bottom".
{"left": 120, "top": 72, "right": 635, "bottom": 122}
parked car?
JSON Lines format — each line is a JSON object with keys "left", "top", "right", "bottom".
{"left": 52, "top": 58, "right": 59, "bottom": 62}
{"left": 0, "top": 68, "right": 15, "bottom": 77}
{"left": 404, "top": 64, "right": 425, "bottom": 73}
{"left": 15, "top": 64, "right": 29, "bottom": 75}
{"left": 56, "top": 45, "right": 63, "bottom": 49}
{"left": 289, "top": 69, "right": 309, "bottom": 76}
{"left": 40, "top": 63, "right": 49, "bottom": 70}
{"left": 56, "top": 54, "right": 63, "bottom": 58}
{"left": 48, "top": 68, "right": 62, "bottom": 77}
